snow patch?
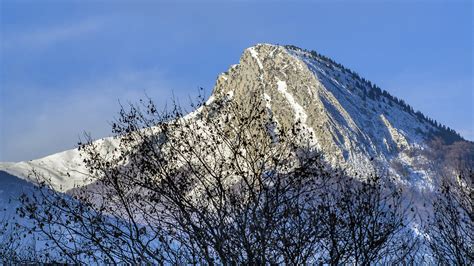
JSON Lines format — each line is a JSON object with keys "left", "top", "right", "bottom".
{"left": 380, "top": 114, "right": 409, "bottom": 150}
{"left": 248, "top": 47, "right": 264, "bottom": 70}
{"left": 275, "top": 79, "right": 307, "bottom": 123}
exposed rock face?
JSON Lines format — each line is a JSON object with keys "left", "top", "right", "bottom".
{"left": 1, "top": 44, "right": 472, "bottom": 193}
{"left": 206, "top": 44, "right": 472, "bottom": 188}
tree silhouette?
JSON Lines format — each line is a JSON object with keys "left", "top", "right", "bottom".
{"left": 425, "top": 169, "right": 473, "bottom": 265}
{"left": 16, "top": 93, "right": 417, "bottom": 263}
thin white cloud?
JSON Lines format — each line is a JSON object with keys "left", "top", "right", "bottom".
{"left": 2, "top": 17, "right": 106, "bottom": 50}
{"left": 0, "top": 68, "right": 197, "bottom": 162}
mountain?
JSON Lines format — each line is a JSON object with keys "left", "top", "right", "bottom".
{"left": 2, "top": 43, "right": 471, "bottom": 194}
{"left": 1, "top": 43, "right": 472, "bottom": 194}
{"left": 1, "top": 43, "right": 473, "bottom": 262}
{"left": 212, "top": 44, "right": 470, "bottom": 180}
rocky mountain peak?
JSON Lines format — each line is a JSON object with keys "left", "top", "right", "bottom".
{"left": 202, "top": 43, "right": 471, "bottom": 186}
{"left": 1, "top": 44, "right": 472, "bottom": 193}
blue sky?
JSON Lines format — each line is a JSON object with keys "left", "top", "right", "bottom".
{"left": 0, "top": 0, "right": 472, "bottom": 162}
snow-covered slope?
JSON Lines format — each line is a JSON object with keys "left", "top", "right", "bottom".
{"left": 0, "top": 44, "right": 471, "bottom": 194}
{"left": 0, "top": 137, "right": 120, "bottom": 192}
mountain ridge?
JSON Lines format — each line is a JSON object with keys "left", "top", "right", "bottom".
{"left": 0, "top": 43, "right": 472, "bottom": 193}
{"left": 284, "top": 44, "right": 464, "bottom": 144}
